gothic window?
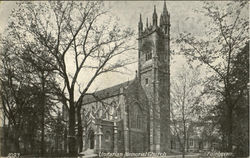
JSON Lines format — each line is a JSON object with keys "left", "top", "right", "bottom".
{"left": 204, "top": 141, "right": 208, "bottom": 147}
{"left": 131, "top": 113, "right": 136, "bottom": 128}
{"left": 106, "top": 111, "right": 109, "bottom": 120}
{"left": 142, "top": 40, "right": 153, "bottom": 61}
{"left": 137, "top": 116, "right": 140, "bottom": 128}
{"left": 116, "top": 106, "right": 121, "bottom": 120}
{"left": 145, "top": 78, "right": 148, "bottom": 85}
{"left": 137, "top": 116, "right": 143, "bottom": 129}
{"left": 109, "top": 106, "right": 114, "bottom": 120}
{"left": 139, "top": 117, "right": 141, "bottom": 128}
{"left": 134, "top": 111, "right": 137, "bottom": 128}
{"left": 164, "top": 54, "right": 167, "bottom": 61}
{"left": 171, "top": 140, "right": 175, "bottom": 149}
{"left": 89, "top": 130, "right": 95, "bottom": 149}
{"left": 130, "top": 103, "right": 144, "bottom": 129}
{"left": 105, "top": 131, "right": 111, "bottom": 142}
{"left": 145, "top": 52, "right": 152, "bottom": 61}
{"left": 189, "top": 139, "right": 194, "bottom": 147}
{"left": 130, "top": 108, "right": 138, "bottom": 128}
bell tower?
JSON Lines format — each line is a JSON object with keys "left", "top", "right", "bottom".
{"left": 138, "top": 1, "right": 170, "bottom": 152}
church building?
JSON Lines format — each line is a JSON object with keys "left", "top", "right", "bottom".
{"left": 81, "top": 2, "right": 171, "bottom": 153}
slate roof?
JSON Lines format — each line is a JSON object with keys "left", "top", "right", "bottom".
{"left": 82, "top": 80, "right": 132, "bottom": 105}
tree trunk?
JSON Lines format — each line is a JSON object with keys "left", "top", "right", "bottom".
{"left": 227, "top": 107, "right": 233, "bottom": 152}
{"left": 14, "top": 140, "right": 20, "bottom": 153}
{"left": 41, "top": 99, "right": 45, "bottom": 155}
{"left": 68, "top": 104, "right": 77, "bottom": 155}
{"left": 221, "top": 132, "right": 226, "bottom": 152}
{"left": 182, "top": 81, "right": 186, "bottom": 158}
{"left": 182, "top": 135, "right": 186, "bottom": 158}
{"left": 31, "top": 137, "right": 35, "bottom": 154}
{"left": 182, "top": 121, "right": 186, "bottom": 158}
{"left": 3, "top": 128, "right": 7, "bottom": 156}
{"left": 182, "top": 143, "right": 185, "bottom": 158}
{"left": 77, "top": 105, "right": 83, "bottom": 152}
{"left": 14, "top": 133, "right": 20, "bottom": 153}
{"left": 40, "top": 75, "right": 45, "bottom": 156}
{"left": 64, "top": 127, "right": 68, "bottom": 153}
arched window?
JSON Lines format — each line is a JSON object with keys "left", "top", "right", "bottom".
{"left": 137, "top": 115, "right": 144, "bottom": 129}
{"left": 171, "top": 140, "right": 175, "bottom": 149}
{"left": 105, "top": 131, "right": 111, "bottom": 142}
{"left": 145, "top": 78, "right": 149, "bottom": 85}
{"left": 88, "top": 130, "right": 95, "bottom": 149}
{"left": 109, "top": 106, "right": 114, "bottom": 120}
{"left": 189, "top": 139, "right": 194, "bottom": 147}
{"left": 142, "top": 41, "right": 153, "bottom": 61}
{"left": 116, "top": 106, "right": 121, "bottom": 119}
{"left": 131, "top": 103, "right": 144, "bottom": 129}
{"left": 146, "top": 51, "right": 152, "bottom": 61}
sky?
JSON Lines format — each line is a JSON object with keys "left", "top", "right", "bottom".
{"left": 0, "top": 1, "right": 247, "bottom": 93}
{"left": 0, "top": 1, "right": 205, "bottom": 36}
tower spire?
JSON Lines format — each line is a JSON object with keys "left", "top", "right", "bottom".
{"left": 152, "top": 5, "right": 158, "bottom": 26}
{"left": 163, "top": 0, "right": 168, "bottom": 17}
{"left": 146, "top": 17, "right": 149, "bottom": 28}
{"left": 138, "top": 14, "right": 143, "bottom": 34}
{"left": 160, "top": 14, "right": 163, "bottom": 26}
{"left": 163, "top": 0, "right": 167, "bottom": 13}
{"left": 160, "top": 0, "right": 170, "bottom": 34}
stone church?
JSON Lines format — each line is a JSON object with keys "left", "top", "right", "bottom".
{"left": 81, "top": 2, "right": 170, "bottom": 153}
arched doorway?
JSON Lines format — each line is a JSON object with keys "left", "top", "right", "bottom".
{"left": 89, "top": 130, "right": 95, "bottom": 149}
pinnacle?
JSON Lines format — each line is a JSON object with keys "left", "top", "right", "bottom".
{"left": 146, "top": 18, "right": 149, "bottom": 28}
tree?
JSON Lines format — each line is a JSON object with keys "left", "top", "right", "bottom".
{"left": 21, "top": 42, "right": 59, "bottom": 156}
{"left": 0, "top": 39, "right": 41, "bottom": 154}
{"left": 170, "top": 63, "right": 204, "bottom": 158}
{"left": 46, "top": 111, "right": 66, "bottom": 155}
{"left": 176, "top": 1, "right": 248, "bottom": 152}
{"left": 7, "top": 1, "right": 134, "bottom": 154}
{"left": 229, "top": 42, "right": 249, "bottom": 156}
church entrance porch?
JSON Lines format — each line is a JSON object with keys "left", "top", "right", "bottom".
{"left": 82, "top": 119, "right": 119, "bottom": 154}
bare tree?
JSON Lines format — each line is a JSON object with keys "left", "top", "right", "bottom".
{"left": 170, "top": 64, "right": 204, "bottom": 158}
{"left": 175, "top": 1, "right": 248, "bottom": 152}
{"left": 6, "top": 1, "right": 135, "bottom": 154}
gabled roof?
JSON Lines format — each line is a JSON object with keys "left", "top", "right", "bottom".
{"left": 82, "top": 80, "right": 132, "bottom": 105}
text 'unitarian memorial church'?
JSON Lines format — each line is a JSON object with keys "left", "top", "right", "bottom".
{"left": 76, "top": 2, "right": 171, "bottom": 153}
